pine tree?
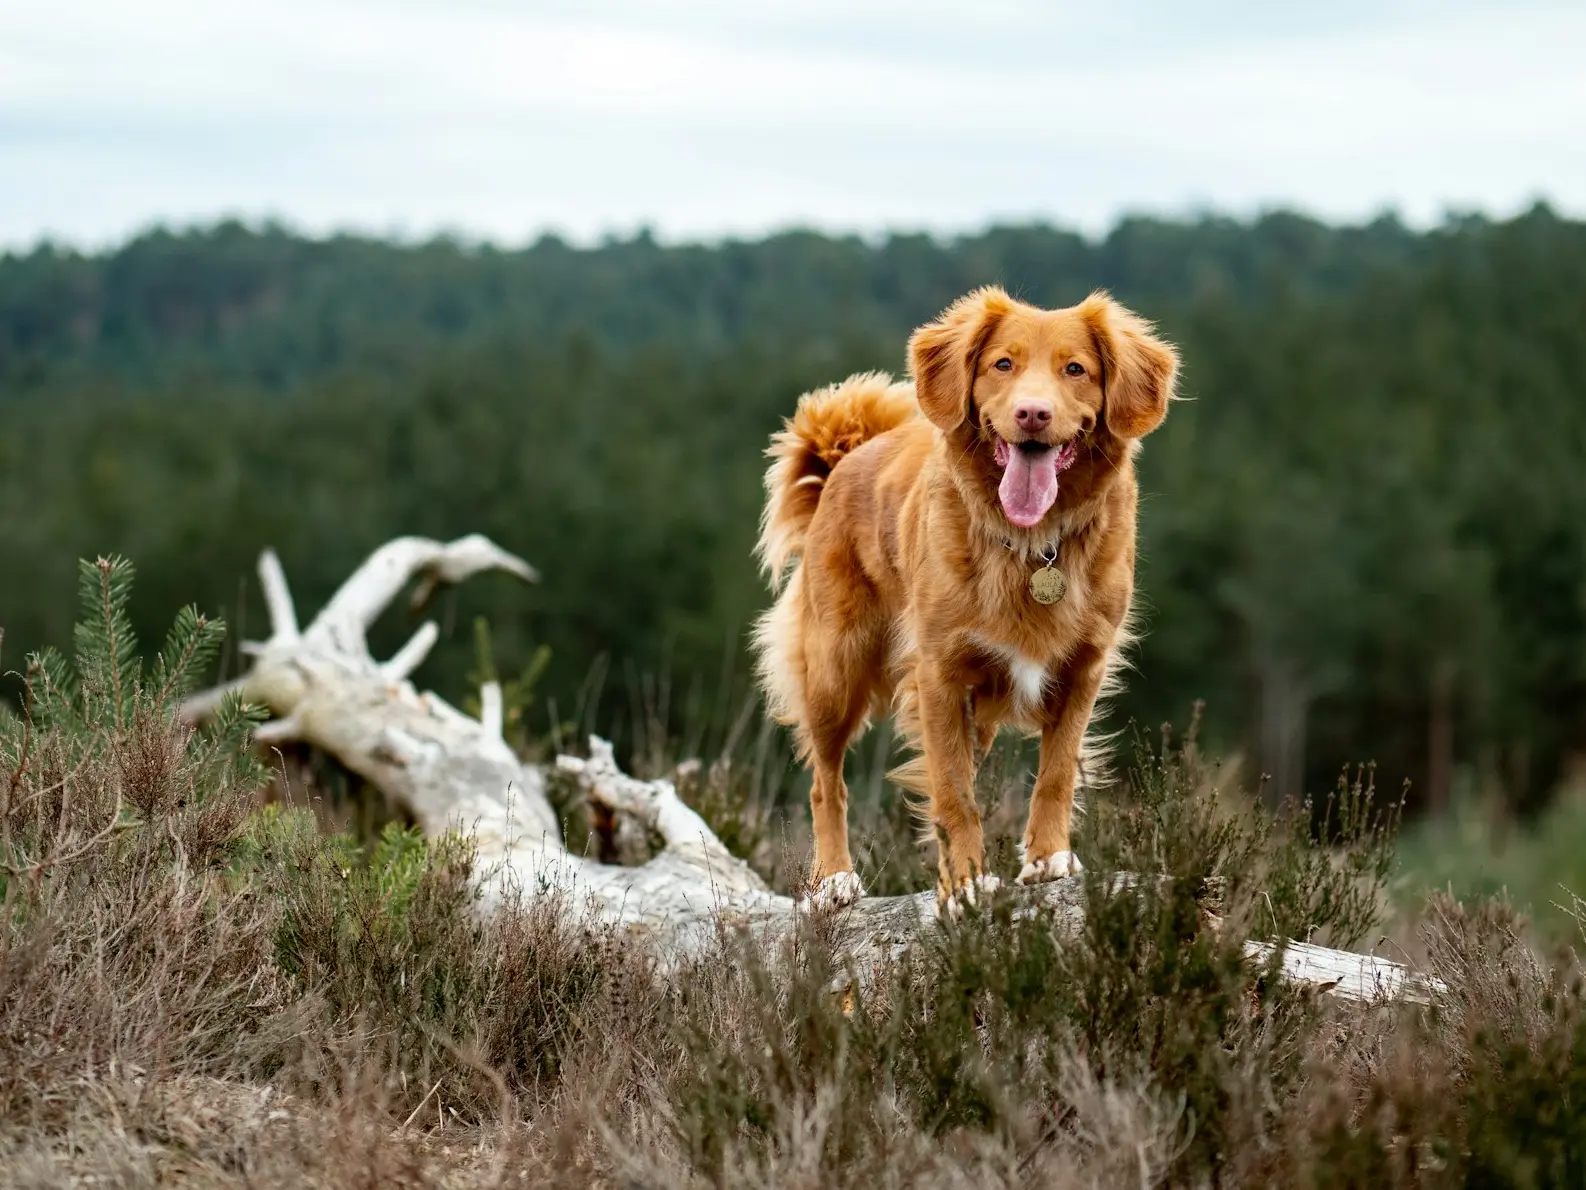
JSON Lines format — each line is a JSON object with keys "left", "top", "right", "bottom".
{"left": 0, "top": 557, "right": 267, "bottom": 882}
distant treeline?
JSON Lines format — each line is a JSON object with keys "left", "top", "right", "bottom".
{"left": 2, "top": 208, "right": 1583, "bottom": 811}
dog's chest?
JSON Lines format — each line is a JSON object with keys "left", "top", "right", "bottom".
{"left": 969, "top": 634, "right": 1051, "bottom": 713}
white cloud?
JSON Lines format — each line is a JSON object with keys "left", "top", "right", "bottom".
{"left": 0, "top": 0, "right": 1581, "bottom": 248}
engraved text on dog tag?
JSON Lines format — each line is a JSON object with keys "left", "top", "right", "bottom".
{"left": 1029, "top": 565, "right": 1067, "bottom": 605}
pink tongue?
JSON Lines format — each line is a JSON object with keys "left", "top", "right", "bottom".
{"left": 998, "top": 447, "right": 1060, "bottom": 527}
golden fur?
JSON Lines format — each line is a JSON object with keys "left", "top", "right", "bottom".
{"left": 753, "top": 286, "right": 1180, "bottom": 902}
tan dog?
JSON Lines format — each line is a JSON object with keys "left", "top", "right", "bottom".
{"left": 753, "top": 286, "right": 1180, "bottom": 909}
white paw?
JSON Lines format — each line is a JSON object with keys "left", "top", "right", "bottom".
{"left": 1016, "top": 850, "right": 1084, "bottom": 885}
{"left": 944, "top": 873, "right": 1004, "bottom": 921}
{"left": 798, "top": 870, "right": 865, "bottom": 912}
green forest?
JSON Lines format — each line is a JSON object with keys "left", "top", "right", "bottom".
{"left": 2, "top": 206, "right": 1584, "bottom": 816}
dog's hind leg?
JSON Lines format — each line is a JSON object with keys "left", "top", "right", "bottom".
{"left": 796, "top": 623, "right": 883, "bottom": 908}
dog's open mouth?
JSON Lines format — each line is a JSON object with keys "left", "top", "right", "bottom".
{"left": 991, "top": 435, "right": 1079, "bottom": 528}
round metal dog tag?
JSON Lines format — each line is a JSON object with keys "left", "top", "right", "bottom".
{"left": 1029, "top": 565, "right": 1067, "bottom": 605}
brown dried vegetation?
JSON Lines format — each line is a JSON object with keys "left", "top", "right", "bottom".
{"left": 3, "top": 562, "right": 1585, "bottom": 1187}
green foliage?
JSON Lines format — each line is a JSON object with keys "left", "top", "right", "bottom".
{"left": 20, "top": 557, "right": 233, "bottom": 741}
{"left": 0, "top": 556, "right": 265, "bottom": 887}
{"left": 155, "top": 602, "right": 229, "bottom": 704}
{"left": 1262, "top": 765, "right": 1403, "bottom": 949}
{"left": 1461, "top": 1015, "right": 1586, "bottom": 1187}
{"left": 5, "top": 209, "right": 1586, "bottom": 813}
{"left": 1082, "top": 712, "right": 1400, "bottom": 952}
{"left": 1396, "top": 784, "right": 1586, "bottom": 948}
{"left": 71, "top": 555, "right": 139, "bottom": 727}
{"left": 461, "top": 615, "right": 560, "bottom": 755}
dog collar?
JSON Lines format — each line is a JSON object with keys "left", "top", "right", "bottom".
{"left": 998, "top": 536, "right": 1061, "bottom": 565}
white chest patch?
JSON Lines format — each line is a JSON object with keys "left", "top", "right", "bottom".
{"left": 1007, "top": 652, "right": 1048, "bottom": 709}
{"left": 970, "top": 634, "right": 1049, "bottom": 712}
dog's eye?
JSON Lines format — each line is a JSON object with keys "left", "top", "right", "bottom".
{"left": 1065, "top": 361, "right": 1085, "bottom": 377}
{"left": 993, "top": 357, "right": 1013, "bottom": 373}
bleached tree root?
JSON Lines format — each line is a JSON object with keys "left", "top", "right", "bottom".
{"left": 183, "top": 535, "right": 1441, "bottom": 1003}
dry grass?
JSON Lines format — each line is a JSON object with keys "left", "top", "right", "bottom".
{"left": 5, "top": 572, "right": 1586, "bottom": 1187}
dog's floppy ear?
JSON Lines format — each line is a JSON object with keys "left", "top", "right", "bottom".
{"left": 908, "top": 286, "right": 1011, "bottom": 434}
{"left": 1080, "top": 291, "right": 1179, "bottom": 440}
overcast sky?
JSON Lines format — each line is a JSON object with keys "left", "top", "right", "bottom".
{"left": 2, "top": 0, "right": 1583, "bottom": 250}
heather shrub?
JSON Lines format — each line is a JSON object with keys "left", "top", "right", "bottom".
{"left": 650, "top": 714, "right": 1401, "bottom": 1188}
{"left": 0, "top": 561, "right": 1579, "bottom": 1188}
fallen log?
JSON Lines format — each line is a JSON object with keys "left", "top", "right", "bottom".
{"left": 183, "top": 534, "right": 1440, "bottom": 1005}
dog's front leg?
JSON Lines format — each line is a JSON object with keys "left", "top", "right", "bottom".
{"left": 917, "top": 659, "right": 992, "bottom": 904}
{"left": 1020, "top": 642, "right": 1108, "bottom": 884}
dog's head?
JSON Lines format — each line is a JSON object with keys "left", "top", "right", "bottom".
{"left": 908, "top": 287, "right": 1179, "bottom": 528}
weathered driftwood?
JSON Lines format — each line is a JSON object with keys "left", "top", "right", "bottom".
{"left": 183, "top": 535, "right": 1440, "bottom": 1004}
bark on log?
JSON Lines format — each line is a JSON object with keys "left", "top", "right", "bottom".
{"left": 183, "top": 535, "right": 1440, "bottom": 1005}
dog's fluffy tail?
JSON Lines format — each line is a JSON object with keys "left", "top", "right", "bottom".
{"left": 754, "top": 372, "right": 917, "bottom": 590}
